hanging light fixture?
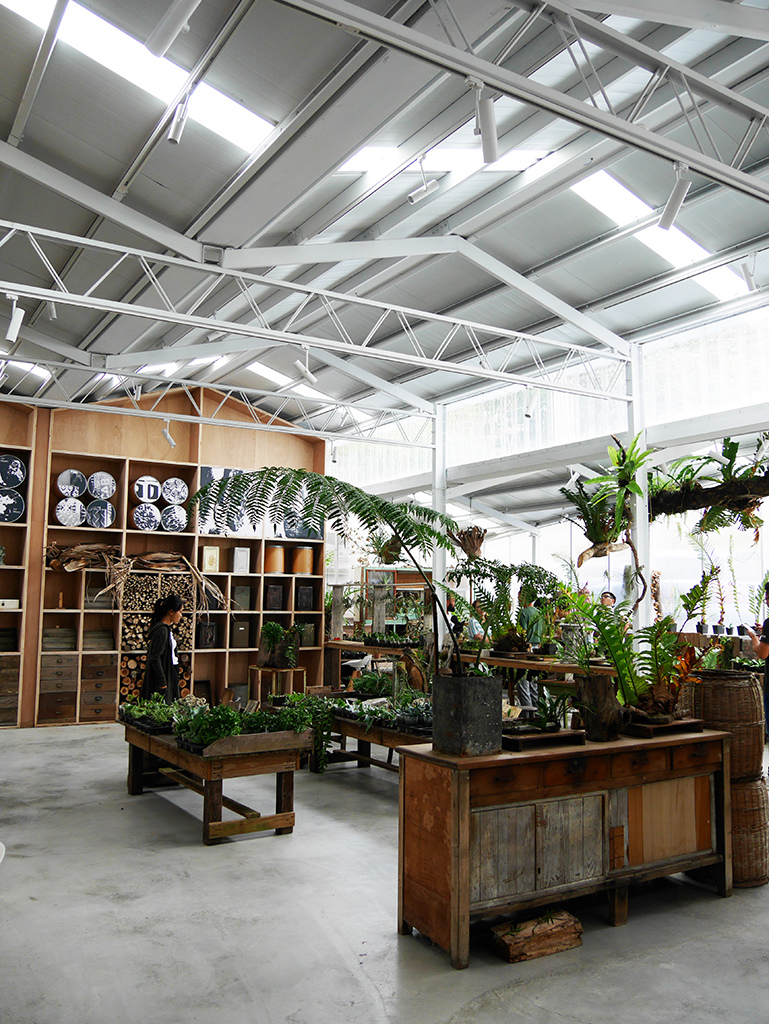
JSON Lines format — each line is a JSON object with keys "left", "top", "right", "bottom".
{"left": 161, "top": 420, "right": 177, "bottom": 449}
{"left": 293, "top": 347, "right": 318, "bottom": 385}
{"left": 5, "top": 295, "right": 24, "bottom": 344}
{"left": 658, "top": 162, "right": 691, "bottom": 230}
{"left": 167, "top": 94, "right": 191, "bottom": 145}
{"left": 524, "top": 389, "right": 538, "bottom": 419}
{"left": 741, "top": 256, "right": 757, "bottom": 291}
{"left": 407, "top": 156, "right": 439, "bottom": 204}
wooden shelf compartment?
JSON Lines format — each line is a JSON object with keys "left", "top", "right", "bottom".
{"left": 43, "top": 568, "right": 82, "bottom": 610}
{"left": 47, "top": 452, "right": 126, "bottom": 532}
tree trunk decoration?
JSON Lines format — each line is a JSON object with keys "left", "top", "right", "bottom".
{"left": 575, "top": 674, "right": 631, "bottom": 741}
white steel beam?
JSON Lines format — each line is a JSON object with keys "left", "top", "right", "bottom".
{"left": 307, "top": 348, "right": 435, "bottom": 414}
{"left": 0, "top": 145, "right": 203, "bottom": 262}
{"left": 276, "top": 0, "right": 769, "bottom": 206}
{"left": 562, "top": 0, "right": 769, "bottom": 42}
{"left": 223, "top": 236, "right": 463, "bottom": 270}
{"left": 455, "top": 497, "right": 542, "bottom": 536}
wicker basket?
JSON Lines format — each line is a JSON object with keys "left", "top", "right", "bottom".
{"left": 732, "top": 777, "right": 769, "bottom": 888}
{"left": 679, "top": 670, "right": 764, "bottom": 781}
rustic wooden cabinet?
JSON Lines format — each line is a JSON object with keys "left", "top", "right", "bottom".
{"left": 398, "top": 730, "right": 732, "bottom": 968}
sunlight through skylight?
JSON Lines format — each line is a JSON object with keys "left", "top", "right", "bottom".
{"left": 8, "top": 360, "right": 51, "bottom": 379}
{"left": 2, "top": 0, "right": 273, "bottom": 152}
{"left": 571, "top": 170, "right": 747, "bottom": 302}
{"left": 138, "top": 362, "right": 178, "bottom": 377}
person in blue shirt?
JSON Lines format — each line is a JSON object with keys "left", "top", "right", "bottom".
{"left": 517, "top": 587, "right": 544, "bottom": 706}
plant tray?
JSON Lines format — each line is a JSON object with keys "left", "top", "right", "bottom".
{"left": 197, "top": 728, "right": 313, "bottom": 757}
{"left": 502, "top": 728, "right": 586, "bottom": 751}
{"left": 118, "top": 709, "right": 174, "bottom": 733}
{"left": 620, "top": 716, "right": 704, "bottom": 738}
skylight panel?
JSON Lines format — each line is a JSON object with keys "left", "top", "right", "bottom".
{"left": 572, "top": 170, "right": 747, "bottom": 301}
{"left": 247, "top": 360, "right": 292, "bottom": 386}
{"left": 339, "top": 148, "right": 400, "bottom": 174}
{"left": 138, "top": 362, "right": 178, "bottom": 377}
{"left": 2, "top": 0, "right": 272, "bottom": 153}
{"left": 292, "top": 383, "right": 329, "bottom": 402}
{"left": 7, "top": 360, "right": 51, "bottom": 380}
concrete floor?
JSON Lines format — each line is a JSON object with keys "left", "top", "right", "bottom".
{"left": 2, "top": 724, "right": 768, "bottom": 1024}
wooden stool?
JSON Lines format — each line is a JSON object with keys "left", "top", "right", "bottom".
{"left": 248, "top": 665, "right": 307, "bottom": 703}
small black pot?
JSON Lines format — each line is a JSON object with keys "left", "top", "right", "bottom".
{"left": 737, "top": 625, "right": 748, "bottom": 636}
{"left": 726, "top": 626, "right": 734, "bottom": 635}
{"left": 712, "top": 624, "right": 725, "bottom": 635}
{"left": 696, "top": 622, "right": 706, "bottom": 633}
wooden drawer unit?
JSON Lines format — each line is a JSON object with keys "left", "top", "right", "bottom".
{"left": 671, "top": 740, "right": 723, "bottom": 771}
{"left": 81, "top": 661, "right": 117, "bottom": 680}
{"left": 81, "top": 654, "right": 117, "bottom": 670}
{"left": 81, "top": 676, "right": 116, "bottom": 693}
{"left": 39, "top": 670, "right": 78, "bottom": 691}
{"left": 80, "top": 703, "right": 117, "bottom": 722}
{"left": 542, "top": 753, "right": 610, "bottom": 789}
{"left": 469, "top": 762, "right": 541, "bottom": 808}
{"left": 40, "top": 654, "right": 78, "bottom": 669}
{"left": 37, "top": 692, "right": 77, "bottom": 722}
{"left": 80, "top": 687, "right": 117, "bottom": 706}
{"left": 611, "top": 747, "right": 668, "bottom": 779}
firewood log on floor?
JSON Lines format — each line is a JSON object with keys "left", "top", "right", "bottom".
{"left": 491, "top": 908, "right": 583, "bottom": 962}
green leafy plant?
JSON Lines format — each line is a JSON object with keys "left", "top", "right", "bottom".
{"left": 680, "top": 567, "right": 720, "bottom": 629}
{"left": 173, "top": 704, "right": 243, "bottom": 747}
{"left": 352, "top": 671, "right": 392, "bottom": 697}
{"left": 121, "top": 692, "right": 175, "bottom": 724}
{"left": 532, "top": 691, "right": 569, "bottom": 731}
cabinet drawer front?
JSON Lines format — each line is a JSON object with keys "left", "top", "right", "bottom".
{"left": 81, "top": 654, "right": 117, "bottom": 669}
{"left": 41, "top": 654, "right": 78, "bottom": 668}
{"left": 81, "top": 664, "right": 116, "bottom": 680}
{"left": 80, "top": 689, "right": 117, "bottom": 706}
{"left": 0, "top": 693, "right": 19, "bottom": 710}
{"left": 40, "top": 665, "right": 78, "bottom": 683}
{"left": 38, "top": 694, "right": 76, "bottom": 719}
{"left": 543, "top": 755, "right": 609, "bottom": 788}
{"left": 671, "top": 741, "right": 722, "bottom": 771}
{"left": 39, "top": 677, "right": 78, "bottom": 692}
{"left": 469, "top": 763, "right": 541, "bottom": 807}
{"left": 0, "top": 677, "right": 20, "bottom": 695}
{"left": 80, "top": 705, "right": 117, "bottom": 722}
{"left": 611, "top": 748, "right": 668, "bottom": 778}
{"left": 81, "top": 677, "right": 116, "bottom": 692}
{"left": 0, "top": 665, "right": 20, "bottom": 682}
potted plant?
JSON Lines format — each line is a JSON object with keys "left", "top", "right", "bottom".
{"left": 257, "top": 620, "right": 301, "bottom": 669}
{"left": 191, "top": 466, "right": 498, "bottom": 756}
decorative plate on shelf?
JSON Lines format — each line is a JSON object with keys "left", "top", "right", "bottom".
{"left": 0, "top": 454, "right": 26, "bottom": 488}
{"left": 132, "top": 503, "right": 161, "bottom": 531}
{"left": 160, "top": 504, "right": 188, "bottom": 532}
{"left": 133, "top": 475, "right": 161, "bottom": 503}
{"left": 55, "top": 497, "right": 86, "bottom": 526}
{"left": 87, "top": 471, "right": 116, "bottom": 499}
{"left": 0, "top": 488, "right": 25, "bottom": 522}
{"left": 161, "top": 477, "right": 188, "bottom": 505}
{"left": 86, "top": 499, "right": 116, "bottom": 529}
{"left": 57, "top": 469, "right": 87, "bottom": 497}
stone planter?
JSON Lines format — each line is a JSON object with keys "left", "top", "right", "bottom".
{"left": 432, "top": 673, "right": 502, "bottom": 756}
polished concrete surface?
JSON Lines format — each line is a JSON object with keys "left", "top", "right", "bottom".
{"left": 2, "top": 724, "right": 768, "bottom": 1024}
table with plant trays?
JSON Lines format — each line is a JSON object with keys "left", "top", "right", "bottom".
{"left": 124, "top": 723, "right": 312, "bottom": 845}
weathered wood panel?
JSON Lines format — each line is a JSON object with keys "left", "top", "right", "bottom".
{"left": 537, "top": 794, "right": 604, "bottom": 890}
{"left": 470, "top": 804, "right": 536, "bottom": 903}
{"left": 627, "top": 776, "right": 712, "bottom": 865}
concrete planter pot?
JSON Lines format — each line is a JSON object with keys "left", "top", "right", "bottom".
{"left": 432, "top": 673, "right": 502, "bottom": 756}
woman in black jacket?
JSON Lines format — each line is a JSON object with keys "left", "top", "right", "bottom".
{"left": 141, "top": 594, "right": 183, "bottom": 703}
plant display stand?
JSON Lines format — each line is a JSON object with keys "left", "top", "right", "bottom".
{"left": 398, "top": 729, "right": 732, "bottom": 969}
{"left": 248, "top": 665, "right": 307, "bottom": 703}
{"left": 124, "top": 723, "right": 311, "bottom": 845}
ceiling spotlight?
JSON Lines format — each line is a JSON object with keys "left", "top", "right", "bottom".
{"left": 331, "top": 444, "right": 338, "bottom": 464}
{"left": 146, "top": 0, "right": 202, "bottom": 57}
{"left": 294, "top": 348, "right": 318, "bottom": 386}
{"left": 741, "top": 259, "right": 757, "bottom": 292}
{"left": 407, "top": 156, "right": 439, "bottom": 205}
{"left": 658, "top": 162, "right": 691, "bottom": 231}
{"left": 161, "top": 420, "right": 177, "bottom": 449}
{"left": 5, "top": 294, "right": 24, "bottom": 344}
{"left": 47, "top": 301, "right": 57, "bottom": 321}
{"left": 469, "top": 79, "right": 499, "bottom": 164}
{"left": 524, "top": 389, "right": 538, "bottom": 419}
{"left": 167, "top": 95, "right": 191, "bottom": 145}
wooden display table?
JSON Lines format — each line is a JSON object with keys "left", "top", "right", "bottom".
{"left": 248, "top": 665, "right": 307, "bottom": 702}
{"left": 124, "top": 724, "right": 311, "bottom": 845}
{"left": 398, "top": 729, "right": 732, "bottom": 968}
{"left": 324, "top": 712, "right": 427, "bottom": 773}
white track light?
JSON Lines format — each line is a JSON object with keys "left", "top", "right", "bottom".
{"left": 167, "top": 95, "right": 190, "bottom": 144}
{"left": 294, "top": 348, "right": 318, "bottom": 386}
{"left": 146, "top": 0, "right": 202, "bottom": 57}
{"left": 162, "top": 420, "right": 177, "bottom": 449}
{"left": 524, "top": 389, "right": 538, "bottom": 419}
{"left": 741, "top": 260, "right": 757, "bottom": 291}
{"left": 475, "top": 90, "right": 499, "bottom": 164}
{"left": 658, "top": 163, "right": 691, "bottom": 230}
{"left": 47, "top": 301, "right": 57, "bottom": 320}
{"left": 5, "top": 295, "right": 24, "bottom": 344}
{"left": 407, "top": 156, "right": 439, "bottom": 205}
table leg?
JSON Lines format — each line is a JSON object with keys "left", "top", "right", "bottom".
{"left": 275, "top": 771, "right": 294, "bottom": 834}
{"left": 608, "top": 886, "right": 628, "bottom": 926}
{"left": 202, "top": 779, "right": 224, "bottom": 845}
{"left": 127, "top": 742, "right": 144, "bottom": 795}
{"left": 357, "top": 738, "right": 371, "bottom": 768}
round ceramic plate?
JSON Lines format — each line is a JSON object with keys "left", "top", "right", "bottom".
{"left": 86, "top": 499, "right": 116, "bottom": 529}
{"left": 0, "top": 488, "right": 25, "bottom": 522}
{"left": 161, "top": 477, "right": 188, "bottom": 505}
{"left": 0, "top": 454, "right": 26, "bottom": 488}
{"left": 160, "top": 504, "right": 188, "bottom": 532}
{"left": 57, "top": 468, "right": 87, "bottom": 497}
{"left": 55, "top": 497, "right": 86, "bottom": 526}
{"left": 87, "top": 471, "right": 116, "bottom": 499}
{"left": 132, "top": 503, "right": 161, "bottom": 531}
{"left": 133, "top": 475, "right": 161, "bottom": 503}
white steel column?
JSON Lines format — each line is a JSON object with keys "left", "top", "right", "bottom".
{"left": 628, "top": 344, "right": 652, "bottom": 628}
{"left": 531, "top": 532, "right": 539, "bottom": 565}
{"left": 432, "top": 403, "right": 447, "bottom": 646}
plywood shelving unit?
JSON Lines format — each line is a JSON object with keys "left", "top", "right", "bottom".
{"left": 1, "top": 389, "right": 326, "bottom": 728}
